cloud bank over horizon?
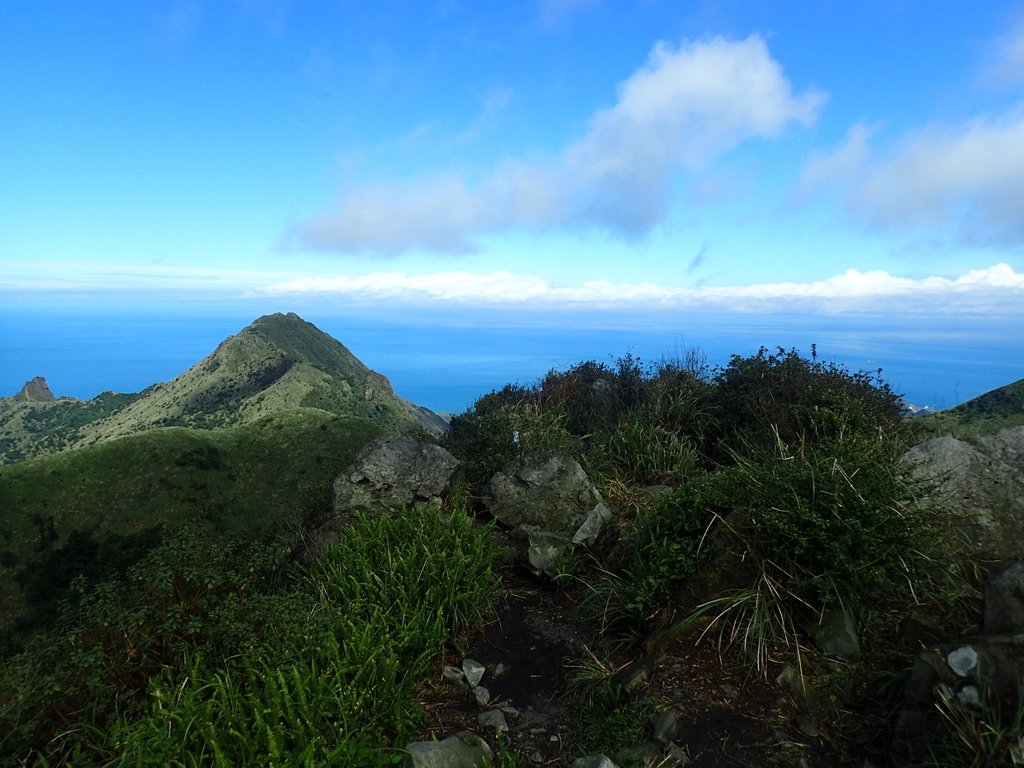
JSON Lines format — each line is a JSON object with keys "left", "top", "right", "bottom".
{"left": 286, "top": 35, "right": 823, "bottom": 256}
{"left": 257, "top": 262, "right": 1024, "bottom": 314}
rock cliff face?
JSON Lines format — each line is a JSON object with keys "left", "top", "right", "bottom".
{"left": 902, "top": 425, "right": 1024, "bottom": 560}
{"left": 13, "top": 376, "right": 55, "bottom": 402}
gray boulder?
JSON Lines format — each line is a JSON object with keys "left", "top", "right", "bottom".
{"left": 902, "top": 426, "right": 1024, "bottom": 559}
{"left": 485, "top": 453, "right": 602, "bottom": 530}
{"left": 333, "top": 434, "right": 459, "bottom": 517}
{"left": 484, "top": 453, "right": 614, "bottom": 577}
{"left": 403, "top": 731, "right": 493, "bottom": 768}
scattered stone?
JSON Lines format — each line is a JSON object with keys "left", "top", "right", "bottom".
{"left": 462, "top": 658, "right": 486, "bottom": 688}
{"left": 984, "top": 557, "right": 1024, "bottom": 634}
{"left": 613, "top": 654, "right": 665, "bottom": 695}
{"left": 947, "top": 646, "right": 979, "bottom": 677}
{"left": 478, "top": 709, "right": 509, "bottom": 734}
{"left": 651, "top": 711, "right": 681, "bottom": 744}
{"left": 664, "top": 746, "right": 691, "bottom": 766}
{"left": 795, "top": 713, "right": 820, "bottom": 738}
{"left": 614, "top": 741, "right": 661, "bottom": 767}
{"left": 775, "top": 663, "right": 801, "bottom": 692}
{"left": 442, "top": 665, "right": 466, "bottom": 687}
{"left": 403, "top": 731, "right": 493, "bottom": 768}
{"left": 530, "top": 751, "right": 545, "bottom": 764}
{"left": 719, "top": 683, "right": 740, "bottom": 700}
{"left": 472, "top": 685, "right": 491, "bottom": 707}
{"left": 571, "top": 756, "right": 619, "bottom": 768}
{"left": 803, "top": 607, "right": 861, "bottom": 659}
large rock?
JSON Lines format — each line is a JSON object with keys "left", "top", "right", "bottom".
{"left": 484, "top": 453, "right": 614, "bottom": 578}
{"left": 485, "top": 453, "right": 603, "bottom": 530}
{"left": 333, "top": 434, "right": 459, "bottom": 517}
{"left": 282, "top": 435, "right": 459, "bottom": 570}
{"left": 902, "top": 426, "right": 1024, "bottom": 559}
{"left": 403, "top": 731, "right": 493, "bottom": 768}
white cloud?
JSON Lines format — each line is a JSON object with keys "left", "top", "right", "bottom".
{"left": 799, "top": 110, "right": 1024, "bottom": 245}
{"left": 287, "top": 35, "right": 824, "bottom": 255}
{"left": 258, "top": 263, "right": 1024, "bottom": 313}
{"left": 981, "top": 18, "right": 1024, "bottom": 87}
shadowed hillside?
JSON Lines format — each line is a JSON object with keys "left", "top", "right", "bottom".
{"left": 912, "top": 374, "right": 1024, "bottom": 438}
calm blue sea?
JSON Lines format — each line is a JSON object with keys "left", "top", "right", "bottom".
{"left": 1, "top": 306, "right": 1021, "bottom": 415}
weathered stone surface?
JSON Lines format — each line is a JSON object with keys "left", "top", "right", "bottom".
{"left": 334, "top": 434, "right": 459, "bottom": 516}
{"left": 13, "top": 376, "right": 55, "bottom": 402}
{"left": 462, "top": 658, "right": 486, "bottom": 688}
{"left": 403, "top": 730, "right": 493, "bottom": 768}
{"left": 802, "top": 607, "right": 861, "bottom": 659}
{"left": 905, "top": 638, "right": 1024, "bottom": 713}
{"left": 902, "top": 427, "right": 1024, "bottom": 559}
{"left": 478, "top": 709, "right": 509, "bottom": 733}
{"left": 485, "top": 453, "right": 615, "bottom": 578}
{"left": 984, "top": 557, "right": 1024, "bottom": 634}
{"left": 485, "top": 453, "right": 603, "bottom": 531}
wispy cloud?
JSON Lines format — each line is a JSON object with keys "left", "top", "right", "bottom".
{"left": 539, "top": 0, "right": 600, "bottom": 29}
{"left": 258, "top": 263, "right": 1024, "bottom": 313}
{"left": 980, "top": 17, "right": 1024, "bottom": 87}
{"left": 798, "top": 110, "right": 1024, "bottom": 245}
{"left": 286, "top": 35, "right": 824, "bottom": 256}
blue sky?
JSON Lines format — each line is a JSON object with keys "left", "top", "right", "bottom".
{"left": 2, "top": 0, "right": 1024, "bottom": 317}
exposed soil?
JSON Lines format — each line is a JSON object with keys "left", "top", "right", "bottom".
{"left": 416, "top": 554, "right": 868, "bottom": 768}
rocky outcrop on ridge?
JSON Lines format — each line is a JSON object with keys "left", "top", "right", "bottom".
{"left": 13, "top": 376, "right": 55, "bottom": 402}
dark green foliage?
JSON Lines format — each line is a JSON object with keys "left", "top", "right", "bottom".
{"left": 716, "top": 428, "right": 918, "bottom": 611}
{"left": 0, "top": 507, "right": 499, "bottom": 767}
{"left": 708, "top": 346, "right": 905, "bottom": 460}
{"left": 11, "top": 526, "right": 162, "bottom": 646}
{"left": 0, "top": 525, "right": 287, "bottom": 764}
{"left": 0, "top": 409, "right": 381, "bottom": 647}
{"left": 627, "top": 483, "right": 717, "bottom": 606}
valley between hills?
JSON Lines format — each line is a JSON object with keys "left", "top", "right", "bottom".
{"left": 1, "top": 312, "right": 1023, "bottom": 767}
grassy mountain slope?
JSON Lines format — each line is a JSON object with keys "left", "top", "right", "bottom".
{"left": 0, "top": 313, "right": 445, "bottom": 464}
{"left": 0, "top": 392, "right": 140, "bottom": 463}
{"left": 72, "top": 312, "right": 442, "bottom": 445}
{"left": 0, "top": 408, "right": 382, "bottom": 649}
{"left": 912, "top": 375, "right": 1024, "bottom": 438}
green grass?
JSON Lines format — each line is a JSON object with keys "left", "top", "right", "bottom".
{"left": 0, "top": 506, "right": 499, "bottom": 766}
{"left": 0, "top": 408, "right": 382, "bottom": 650}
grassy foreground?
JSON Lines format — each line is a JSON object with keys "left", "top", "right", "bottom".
{"left": 0, "top": 507, "right": 498, "bottom": 766}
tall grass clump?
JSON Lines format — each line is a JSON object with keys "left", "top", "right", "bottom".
{"left": 0, "top": 508, "right": 499, "bottom": 766}
{"left": 106, "top": 506, "right": 499, "bottom": 767}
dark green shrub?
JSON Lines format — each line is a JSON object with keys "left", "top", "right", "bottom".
{"left": 626, "top": 482, "right": 718, "bottom": 606}
{"left": 709, "top": 347, "right": 904, "bottom": 460}
{"left": 0, "top": 525, "right": 285, "bottom": 765}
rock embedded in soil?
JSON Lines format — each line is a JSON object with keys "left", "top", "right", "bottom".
{"left": 403, "top": 730, "right": 493, "bottom": 768}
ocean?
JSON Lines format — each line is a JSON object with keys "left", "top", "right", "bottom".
{"left": 1, "top": 306, "right": 1021, "bottom": 415}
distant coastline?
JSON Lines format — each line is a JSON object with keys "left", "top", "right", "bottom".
{"left": 2, "top": 307, "right": 1021, "bottom": 415}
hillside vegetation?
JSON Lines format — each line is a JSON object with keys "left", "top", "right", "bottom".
{"left": 0, "top": 409, "right": 381, "bottom": 651}
{"left": 0, "top": 312, "right": 444, "bottom": 464}
{"left": 1, "top": 323, "right": 1019, "bottom": 766}
{"left": 912, "top": 374, "right": 1024, "bottom": 438}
